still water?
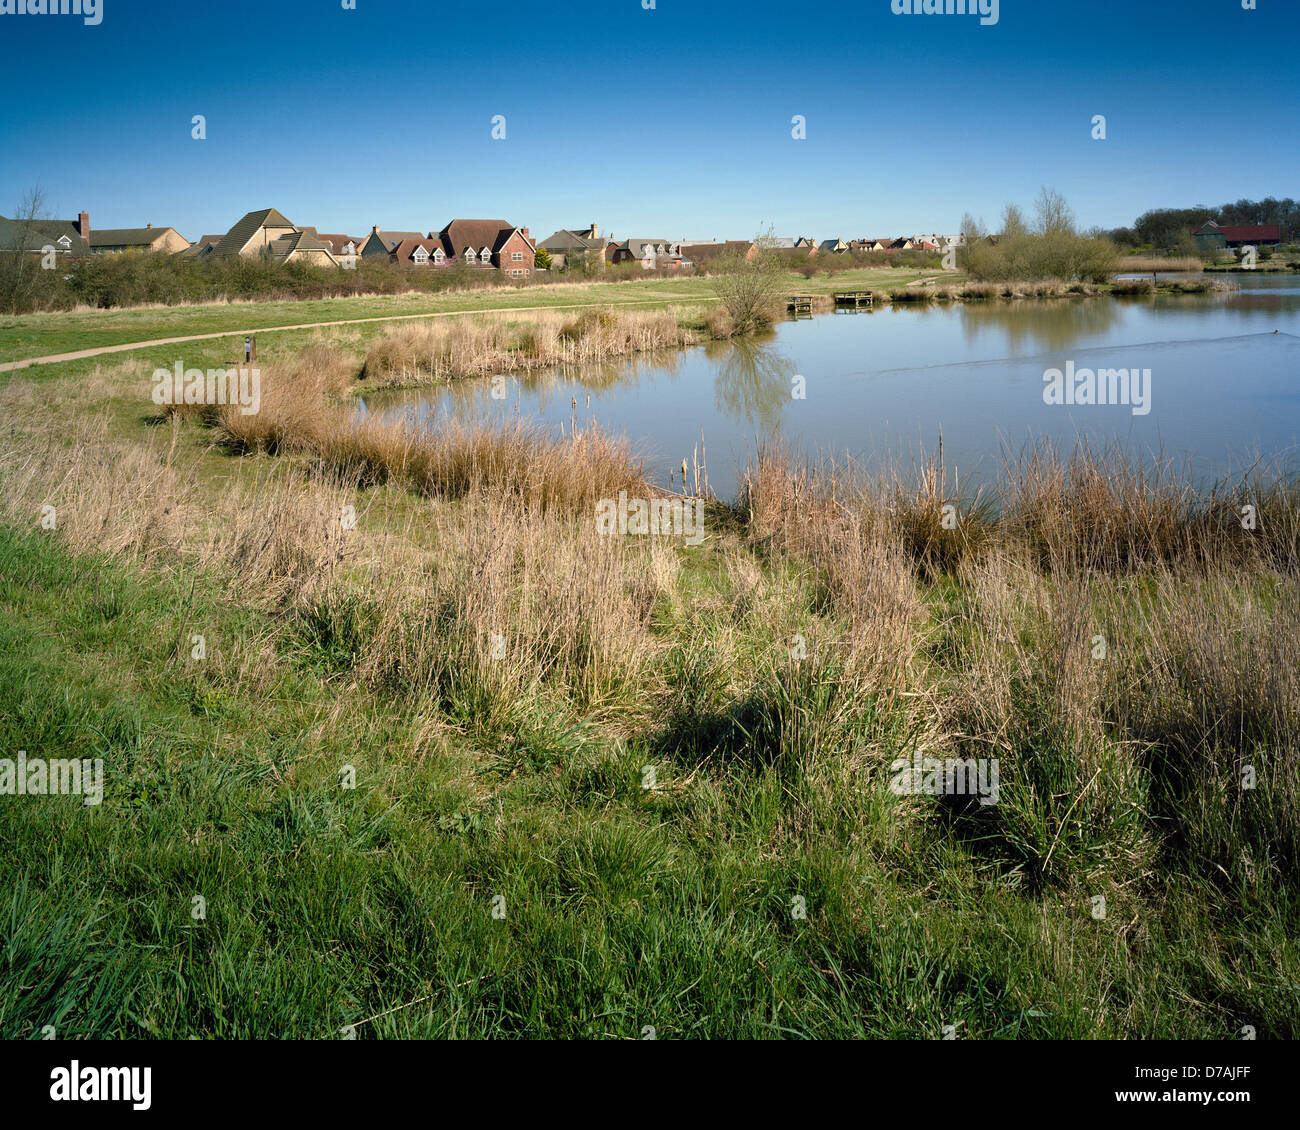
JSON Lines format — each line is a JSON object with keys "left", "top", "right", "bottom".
{"left": 360, "top": 275, "right": 1300, "bottom": 499}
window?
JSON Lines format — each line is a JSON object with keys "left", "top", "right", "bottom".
{"left": 511, "top": 251, "right": 523, "bottom": 262}
{"left": 509, "top": 269, "right": 523, "bottom": 278}
{"left": 413, "top": 247, "right": 428, "bottom": 264}
{"left": 464, "top": 249, "right": 476, "bottom": 263}
{"left": 57, "top": 234, "right": 71, "bottom": 247}
{"left": 433, "top": 248, "right": 444, "bottom": 262}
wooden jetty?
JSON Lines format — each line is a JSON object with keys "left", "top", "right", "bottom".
{"left": 833, "top": 290, "right": 874, "bottom": 307}
{"left": 788, "top": 294, "right": 814, "bottom": 313}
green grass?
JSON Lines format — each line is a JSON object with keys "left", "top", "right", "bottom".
{"left": 1, "top": 268, "right": 944, "bottom": 364}
{"left": 1, "top": 521, "right": 1296, "bottom": 1039}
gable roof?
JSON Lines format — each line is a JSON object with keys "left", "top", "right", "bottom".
{"left": 0, "top": 215, "right": 89, "bottom": 256}
{"left": 89, "top": 227, "right": 178, "bottom": 248}
{"left": 176, "top": 236, "right": 222, "bottom": 259}
{"left": 539, "top": 228, "right": 604, "bottom": 252}
{"left": 389, "top": 237, "right": 442, "bottom": 262}
{"left": 437, "top": 219, "right": 523, "bottom": 258}
{"left": 212, "top": 208, "right": 296, "bottom": 257}
{"left": 313, "top": 233, "right": 361, "bottom": 253}
{"left": 264, "top": 229, "right": 340, "bottom": 265}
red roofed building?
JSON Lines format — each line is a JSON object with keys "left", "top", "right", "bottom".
{"left": 1195, "top": 221, "right": 1283, "bottom": 250}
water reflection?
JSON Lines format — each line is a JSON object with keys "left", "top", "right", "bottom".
{"left": 358, "top": 275, "right": 1300, "bottom": 499}
{"left": 712, "top": 337, "right": 799, "bottom": 430}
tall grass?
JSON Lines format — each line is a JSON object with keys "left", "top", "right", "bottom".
{"left": 362, "top": 307, "right": 700, "bottom": 386}
{"left": 214, "top": 348, "right": 653, "bottom": 515}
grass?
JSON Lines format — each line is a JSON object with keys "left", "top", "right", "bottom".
{"left": 1, "top": 335, "right": 1297, "bottom": 1040}
{"left": 0, "top": 267, "right": 944, "bottom": 364}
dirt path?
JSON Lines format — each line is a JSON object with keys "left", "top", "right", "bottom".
{"left": 0, "top": 297, "right": 716, "bottom": 373}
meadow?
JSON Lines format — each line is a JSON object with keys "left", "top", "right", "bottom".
{"left": 0, "top": 326, "right": 1296, "bottom": 1039}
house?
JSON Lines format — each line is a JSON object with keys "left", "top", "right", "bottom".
{"left": 378, "top": 220, "right": 536, "bottom": 275}
{"left": 538, "top": 224, "right": 606, "bottom": 269}
{"left": 606, "top": 238, "right": 680, "bottom": 268}
{"left": 209, "top": 208, "right": 297, "bottom": 258}
{"left": 1194, "top": 221, "right": 1282, "bottom": 251}
{"left": 0, "top": 210, "right": 90, "bottom": 257}
{"left": 679, "top": 240, "right": 758, "bottom": 265}
{"left": 889, "top": 238, "right": 916, "bottom": 251}
{"left": 203, "top": 209, "right": 341, "bottom": 265}
{"left": 177, "top": 234, "right": 225, "bottom": 260}
{"left": 359, "top": 227, "right": 426, "bottom": 257}
{"left": 89, "top": 223, "right": 189, "bottom": 254}
{"left": 263, "top": 230, "right": 340, "bottom": 266}
{"left": 818, "top": 238, "right": 848, "bottom": 254}
{"left": 310, "top": 233, "right": 364, "bottom": 259}
{"left": 388, "top": 237, "right": 444, "bottom": 267}
{"left": 436, "top": 220, "right": 536, "bottom": 276}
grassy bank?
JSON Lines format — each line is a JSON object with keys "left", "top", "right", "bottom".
{"left": 0, "top": 268, "right": 947, "bottom": 365}
{"left": 1, "top": 347, "right": 1297, "bottom": 1038}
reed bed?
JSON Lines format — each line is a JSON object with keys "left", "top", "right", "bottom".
{"left": 214, "top": 349, "right": 652, "bottom": 516}
{"left": 743, "top": 442, "right": 1299, "bottom": 577}
{"left": 888, "top": 280, "right": 1100, "bottom": 303}
{"left": 361, "top": 306, "right": 702, "bottom": 386}
{"left": 1116, "top": 255, "right": 1204, "bottom": 273}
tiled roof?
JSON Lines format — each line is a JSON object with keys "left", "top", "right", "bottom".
{"left": 212, "top": 208, "right": 295, "bottom": 257}
{"left": 89, "top": 228, "right": 173, "bottom": 247}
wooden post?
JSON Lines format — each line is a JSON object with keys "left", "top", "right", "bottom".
{"left": 244, "top": 336, "right": 256, "bottom": 363}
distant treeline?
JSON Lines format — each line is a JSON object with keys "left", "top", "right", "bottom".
{"left": 1108, "top": 197, "right": 1299, "bottom": 251}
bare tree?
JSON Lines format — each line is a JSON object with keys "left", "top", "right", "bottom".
{"left": 708, "top": 225, "right": 787, "bottom": 334}
{"left": 1001, "top": 203, "right": 1029, "bottom": 239}
{"left": 1034, "top": 186, "right": 1076, "bottom": 236}
{"left": 1, "top": 186, "right": 49, "bottom": 315}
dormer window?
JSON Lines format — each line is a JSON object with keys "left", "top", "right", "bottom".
{"left": 480, "top": 246, "right": 492, "bottom": 263}
{"left": 57, "top": 235, "right": 71, "bottom": 248}
{"left": 464, "top": 248, "right": 476, "bottom": 263}
{"left": 412, "top": 246, "right": 429, "bottom": 264}
{"left": 433, "top": 247, "right": 444, "bottom": 263}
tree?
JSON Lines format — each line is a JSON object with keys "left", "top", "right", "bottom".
{"left": 1001, "top": 204, "right": 1029, "bottom": 240}
{"left": 960, "top": 211, "right": 987, "bottom": 242}
{"left": 708, "top": 225, "right": 787, "bottom": 334}
{"left": 1, "top": 186, "right": 49, "bottom": 315}
{"left": 534, "top": 246, "right": 553, "bottom": 270}
{"left": 1034, "top": 186, "right": 1075, "bottom": 236}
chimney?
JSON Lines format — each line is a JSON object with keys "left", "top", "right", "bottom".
{"left": 591, "top": 222, "right": 598, "bottom": 238}
{"left": 521, "top": 227, "right": 530, "bottom": 241}
{"left": 77, "top": 211, "right": 89, "bottom": 239}
{"left": 372, "top": 224, "right": 379, "bottom": 235}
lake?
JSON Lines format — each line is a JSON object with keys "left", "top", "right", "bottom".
{"left": 359, "top": 275, "right": 1300, "bottom": 500}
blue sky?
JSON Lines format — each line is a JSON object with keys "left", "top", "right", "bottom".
{"left": 1, "top": 0, "right": 1296, "bottom": 242}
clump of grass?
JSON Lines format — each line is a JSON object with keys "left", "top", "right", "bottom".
{"left": 1110, "top": 278, "right": 1156, "bottom": 296}
{"left": 1004, "top": 444, "right": 1300, "bottom": 571}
